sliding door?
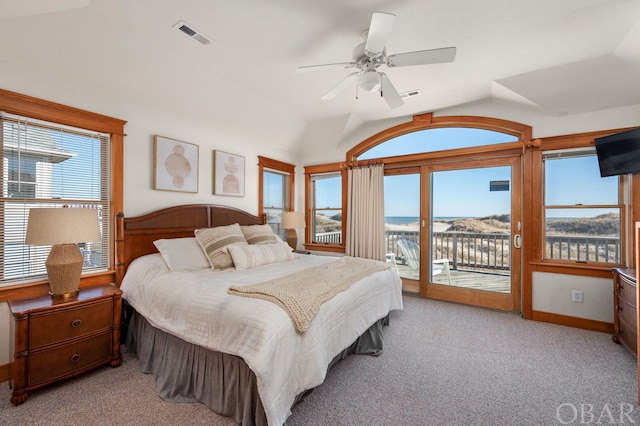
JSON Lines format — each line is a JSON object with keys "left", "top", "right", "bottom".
{"left": 421, "top": 156, "right": 521, "bottom": 311}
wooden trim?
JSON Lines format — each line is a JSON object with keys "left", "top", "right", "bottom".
{"left": 529, "top": 262, "right": 620, "bottom": 278}
{"left": 635, "top": 222, "right": 640, "bottom": 404}
{"left": 346, "top": 114, "right": 532, "bottom": 161}
{"left": 257, "top": 156, "right": 295, "bottom": 173}
{"left": 257, "top": 156, "right": 295, "bottom": 218}
{"left": 304, "top": 162, "right": 344, "bottom": 174}
{"left": 0, "top": 361, "right": 11, "bottom": 384}
{"left": 0, "top": 272, "right": 116, "bottom": 303}
{"left": 423, "top": 283, "right": 516, "bottom": 311}
{"left": 304, "top": 243, "right": 345, "bottom": 253}
{"left": 114, "top": 204, "right": 266, "bottom": 286}
{"left": 0, "top": 88, "right": 127, "bottom": 135}
{"left": 420, "top": 155, "right": 522, "bottom": 312}
{"left": 521, "top": 128, "right": 634, "bottom": 318}
{"left": 0, "top": 89, "right": 126, "bottom": 297}
{"left": 341, "top": 159, "right": 384, "bottom": 168}
{"left": 304, "top": 163, "right": 346, "bottom": 252}
{"left": 631, "top": 175, "right": 640, "bottom": 269}
{"left": 532, "top": 310, "right": 613, "bottom": 334}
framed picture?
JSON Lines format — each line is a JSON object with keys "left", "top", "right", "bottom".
{"left": 213, "top": 150, "right": 245, "bottom": 196}
{"left": 153, "top": 135, "right": 199, "bottom": 193}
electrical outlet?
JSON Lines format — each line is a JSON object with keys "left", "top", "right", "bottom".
{"left": 572, "top": 290, "right": 583, "bottom": 303}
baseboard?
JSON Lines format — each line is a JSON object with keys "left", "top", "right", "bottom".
{"left": 532, "top": 310, "right": 613, "bottom": 334}
{"left": 0, "top": 361, "right": 12, "bottom": 383}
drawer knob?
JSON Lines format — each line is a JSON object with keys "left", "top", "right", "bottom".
{"left": 71, "top": 319, "right": 82, "bottom": 328}
{"left": 71, "top": 354, "right": 81, "bottom": 363}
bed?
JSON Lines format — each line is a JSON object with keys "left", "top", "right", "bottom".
{"left": 115, "top": 204, "right": 403, "bottom": 425}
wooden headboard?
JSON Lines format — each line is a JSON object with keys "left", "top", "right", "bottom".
{"left": 115, "top": 204, "right": 266, "bottom": 286}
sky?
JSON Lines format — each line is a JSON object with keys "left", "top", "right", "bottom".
{"left": 354, "top": 127, "right": 616, "bottom": 219}
{"left": 52, "top": 130, "right": 102, "bottom": 200}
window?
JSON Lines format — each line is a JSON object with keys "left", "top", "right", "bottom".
{"left": 308, "top": 170, "right": 343, "bottom": 246}
{"left": 258, "top": 156, "right": 294, "bottom": 239}
{"left": 358, "top": 127, "right": 518, "bottom": 159}
{"left": 543, "top": 148, "right": 621, "bottom": 264}
{"left": 1, "top": 114, "right": 110, "bottom": 285}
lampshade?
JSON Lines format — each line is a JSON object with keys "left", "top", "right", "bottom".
{"left": 358, "top": 71, "right": 381, "bottom": 93}
{"left": 25, "top": 208, "right": 100, "bottom": 245}
{"left": 25, "top": 207, "right": 100, "bottom": 299}
{"left": 281, "top": 211, "right": 305, "bottom": 229}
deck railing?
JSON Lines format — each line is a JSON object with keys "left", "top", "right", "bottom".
{"left": 312, "top": 229, "right": 621, "bottom": 269}
{"left": 314, "top": 231, "right": 342, "bottom": 244}
{"left": 383, "top": 230, "right": 620, "bottom": 271}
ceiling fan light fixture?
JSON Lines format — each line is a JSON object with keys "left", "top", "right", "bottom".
{"left": 358, "top": 71, "right": 381, "bottom": 92}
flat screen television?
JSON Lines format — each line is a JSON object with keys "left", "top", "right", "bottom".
{"left": 594, "top": 127, "right": 640, "bottom": 177}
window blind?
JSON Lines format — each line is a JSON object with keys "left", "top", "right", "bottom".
{"left": 0, "top": 113, "right": 110, "bottom": 286}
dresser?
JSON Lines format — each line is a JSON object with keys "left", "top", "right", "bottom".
{"left": 612, "top": 268, "right": 637, "bottom": 357}
{"left": 8, "top": 284, "right": 122, "bottom": 405}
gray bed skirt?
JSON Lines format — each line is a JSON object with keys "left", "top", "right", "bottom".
{"left": 126, "top": 309, "right": 389, "bottom": 426}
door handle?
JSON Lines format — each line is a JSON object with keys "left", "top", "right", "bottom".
{"left": 513, "top": 234, "right": 522, "bottom": 249}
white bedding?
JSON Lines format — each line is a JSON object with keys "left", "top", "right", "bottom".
{"left": 120, "top": 253, "right": 403, "bottom": 426}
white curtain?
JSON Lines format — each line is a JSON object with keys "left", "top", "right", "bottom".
{"left": 345, "top": 163, "right": 385, "bottom": 261}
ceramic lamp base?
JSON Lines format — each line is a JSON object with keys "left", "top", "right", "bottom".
{"left": 45, "top": 243, "right": 83, "bottom": 298}
{"left": 285, "top": 228, "right": 298, "bottom": 251}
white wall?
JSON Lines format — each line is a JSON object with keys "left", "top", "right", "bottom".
{"left": 532, "top": 272, "right": 614, "bottom": 323}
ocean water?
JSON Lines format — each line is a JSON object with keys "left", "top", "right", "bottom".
{"left": 385, "top": 216, "right": 419, "bottom": 225}
{"left": 385, "top": 216, "right": 462, "bottom": 225}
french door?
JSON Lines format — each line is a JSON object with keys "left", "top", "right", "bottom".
{"left": 420, "top": 156, "right": 521, "bottom": 311}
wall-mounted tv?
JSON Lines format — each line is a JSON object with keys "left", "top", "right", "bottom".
{"left": 594, "top": 127, "right": 640, "bottom": 177}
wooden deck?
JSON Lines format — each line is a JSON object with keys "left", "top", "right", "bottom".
{"left": 394, "top": 263, "right": 511, "bottom": 293}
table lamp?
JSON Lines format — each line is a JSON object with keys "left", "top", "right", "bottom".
{"left": 281, "top": 211, "right": 305, "bottom": 250}
{"left": 25, "top": 207, "right": 101, "bottom": 299}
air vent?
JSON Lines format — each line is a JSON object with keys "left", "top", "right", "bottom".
{"left": 400, "top": 89, "right": 421, "bottom": 99}
{"left": 173, "top": 20, "right": 212, "bottom": 46}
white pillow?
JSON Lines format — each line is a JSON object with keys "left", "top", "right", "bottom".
{"left": 228, "top": 241, "right": 294, "bottom": 271}
{"left": 153, "top": 237, "right": 210, "bottom": 271}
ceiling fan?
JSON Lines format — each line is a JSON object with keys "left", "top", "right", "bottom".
{"left": 297, "top": 12, "right": 456, "bottom": 109}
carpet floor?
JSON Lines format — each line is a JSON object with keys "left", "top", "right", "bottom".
{"left": 1, "top": 295, "right": 637, "bottom": 425}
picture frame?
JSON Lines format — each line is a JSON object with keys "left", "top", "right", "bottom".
{"left": 213, "top": 150, "right": 245, "bottom": 197}
{"left": 153, "top": 135, "right": 199, "bottom": 193}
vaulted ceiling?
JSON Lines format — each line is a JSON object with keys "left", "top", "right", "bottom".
{"left": 1, "top": 0, "right": 639, "bottom": 152}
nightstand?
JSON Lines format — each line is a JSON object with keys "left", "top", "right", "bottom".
{"left": 612, "top": 268, "right": 636, "bottom": 357}
{"left": 9, "top": 284, "right": 122, "bottom": 405}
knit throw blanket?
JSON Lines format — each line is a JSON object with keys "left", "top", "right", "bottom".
{"left": 228, "top": 256, "right": 390, "bottom": 333}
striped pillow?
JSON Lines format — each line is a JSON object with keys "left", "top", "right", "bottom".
{"left": 228, "top": 241, "right": 294, "bottom": 271}
{"left": 241, "top": 224, "right": 281, "bottom": 245}
{"left": 195, "top": 223, "right": 248, "bottom": 270}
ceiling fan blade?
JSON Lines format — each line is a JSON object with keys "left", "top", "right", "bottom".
{"left": 380, "top": 73, "right": 404, "bottom": 109}
{"left": 365, "top": 12, "right": 395, "bottom": 57}
{"left": 296, "top": 62, "right": 355, "bottom": 73}
{"left": 386, "top": 46, "right": 457, "bottom": 67}
{"left": 321, "top": 72, "right": 359, "bottom": 100}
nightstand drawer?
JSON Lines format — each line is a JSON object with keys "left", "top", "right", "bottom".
{"left": 612, "top": 268, "right": 637, "bottom": 358}
{"left": 618, "top": 295, "right": 637, "bottom": 333}
{"left": 29, "top": 299, "right": 113, "bottom": 348}
{"left": 618, "top": 315, "right": 638, "bottom": 357}
{"left": 28, "top": 331, "right": 112, "bottom": 387}
{"left": 618, "top": 275, "right": 636, "bottom": 308}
